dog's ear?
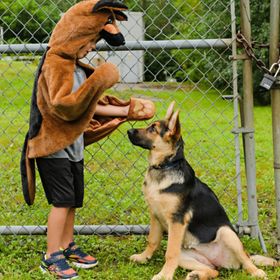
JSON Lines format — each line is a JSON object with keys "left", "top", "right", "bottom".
{"left": 168, "top": 110, "right": 180, "bottom": 138}
{"left": 165, "top": 101, "right": 175, "bottom": 121}
{"left": 93, "top": 0, "right": 128, "bottom": 21}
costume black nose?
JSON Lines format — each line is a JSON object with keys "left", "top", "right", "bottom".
{"left": 100, "top": 30, "right": 125, "bottom": 46}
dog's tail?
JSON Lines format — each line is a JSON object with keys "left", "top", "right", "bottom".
{"left": 250, "top": 255, "right": 279, "bottom": 267}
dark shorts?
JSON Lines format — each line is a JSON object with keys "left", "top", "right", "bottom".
{"left": 36, "top": 158, "right": 84, "bottom": 208}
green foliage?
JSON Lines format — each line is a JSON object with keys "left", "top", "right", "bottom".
{"left": 126, "top": 0, "right": 186, "bottom": 81}
{"left": 0, "top": 0, "right": 77, "bottom": 43}
{"left": 127, "top": 0, "right": 272, "bottom": 106}
{"left": 250, "top": 1, "right": 271, "bottom": 105}
{"left": 125, "top": 0, "right": 234, "bottom": 84}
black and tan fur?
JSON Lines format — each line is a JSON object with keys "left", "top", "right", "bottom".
{"left": 127, "top": 102, "right": 278, "bottom": 280}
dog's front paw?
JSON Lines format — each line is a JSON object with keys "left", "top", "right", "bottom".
{"left": 186, "top": 271, "right": 200, "bottom": 280}
{"left": 152, "top": 273, "right": 173, "bottom": 280}
{"left": 130, "top": 253, "right": 149, "bottom": 264}
{"left": 251, "top": 269, "right": 267, "bottom": 279}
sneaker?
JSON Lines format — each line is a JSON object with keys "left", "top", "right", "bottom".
{"left": 40, "top": 251, "right": 78, "bottom": 279}
{"left": 63, "top": 241, "right": 98, "bottom": 269}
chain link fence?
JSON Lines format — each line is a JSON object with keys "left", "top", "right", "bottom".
{"left": 0, "top": 0, "right": 259, "bottom": 246}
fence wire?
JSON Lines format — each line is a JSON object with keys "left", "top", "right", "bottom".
{"left": 0, "top": 0, "right": 247, "bottom": 238}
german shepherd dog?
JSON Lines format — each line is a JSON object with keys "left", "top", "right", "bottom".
{"left": 127, "top": 102, "right": 278, "bottom": 280}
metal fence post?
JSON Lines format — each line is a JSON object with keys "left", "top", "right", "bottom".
{"left": 269, "top": 0, "right": 280, "bottom": 254}
{"left": 240, "top": 0, "right": 259, "bottom": 238}
{"left": 230, "top": 0, "right": 243, "bottom": 229}
{"left": 0, "top": 27, "right": 3, "bottom": 44}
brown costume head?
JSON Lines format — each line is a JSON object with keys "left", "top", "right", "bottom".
{"left": 48, "top": 0, "right": 128, "bottom": 59}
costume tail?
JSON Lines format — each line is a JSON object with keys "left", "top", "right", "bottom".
{"left": 20, "top": 132, "right": 35, "bottom": 205}
{"left": 20, "top": 48, "right": 49, "bottom": 205}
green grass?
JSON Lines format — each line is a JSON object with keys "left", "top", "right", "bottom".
{"left": 0, "top": 61, "right": 279, "bottom": 279}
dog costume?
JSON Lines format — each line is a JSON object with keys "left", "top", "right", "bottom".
{"left": 20, "top": 0, "right": 155, "bottom": 205}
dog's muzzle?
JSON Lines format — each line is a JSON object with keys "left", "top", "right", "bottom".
{"left": 127, "top": 129, "right": 152, "bottom": 150}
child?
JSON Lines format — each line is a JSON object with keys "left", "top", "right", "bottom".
{"left": 20, "top": 1, "right": 155, "bottom": 279}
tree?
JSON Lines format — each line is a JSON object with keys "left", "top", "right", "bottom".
{"left": 250, "top": 1, "right": 270, "bottom": 105}
{"left": 0, "top": 0, "right": 77, "bottom": 43}
{"left": 126, "top": 0, "right": 189, "bottom": 81}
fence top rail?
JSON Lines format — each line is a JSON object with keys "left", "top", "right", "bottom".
{"left": 0, "top": 225, "right": 150, "bottom": 235}
{"left": 0, "top": 39, "right": 232, "bottom": 54}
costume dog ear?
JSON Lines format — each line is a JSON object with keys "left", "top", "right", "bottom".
{"left": 93, "top": 0, "right": 128, "bottom": 21}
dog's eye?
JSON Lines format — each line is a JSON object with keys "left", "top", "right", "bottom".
{"left": 148, "top": 125, "right": 157, "bottom": 133}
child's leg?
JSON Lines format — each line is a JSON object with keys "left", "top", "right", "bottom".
{"left": 61, "top": 209, "right": 98, "bottom": 269}
{"left": 42, "top": 205, "right": 78, "bottom": 279}
{"left": 46, "top": 206, "right": 70, "bottom": 256}
{"left": 61, "top": 207, "right": 76, "bottom": 249}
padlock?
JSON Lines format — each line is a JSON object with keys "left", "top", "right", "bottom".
{"left": 260, "top": 73, "right": 277, "bottom": 90}
{"left": 260, "top": 63, "right": 280, "bottom": 90}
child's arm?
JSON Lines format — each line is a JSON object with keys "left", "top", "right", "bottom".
{"left": 94, "top": 104, "right": 129, "bottom": 117}
{"left": 43, "top": 57, "right": 119, "bottom": 121}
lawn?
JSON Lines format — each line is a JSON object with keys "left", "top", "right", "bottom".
{"left": 0, "top": 60, "right": 279, "bottom": 279}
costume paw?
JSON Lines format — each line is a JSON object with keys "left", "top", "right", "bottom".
{"left": 128, "top": 98, "right": 155, "bottom": 121}
{"left": 130, "top": 253, "right": 149, "bottom": 263}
